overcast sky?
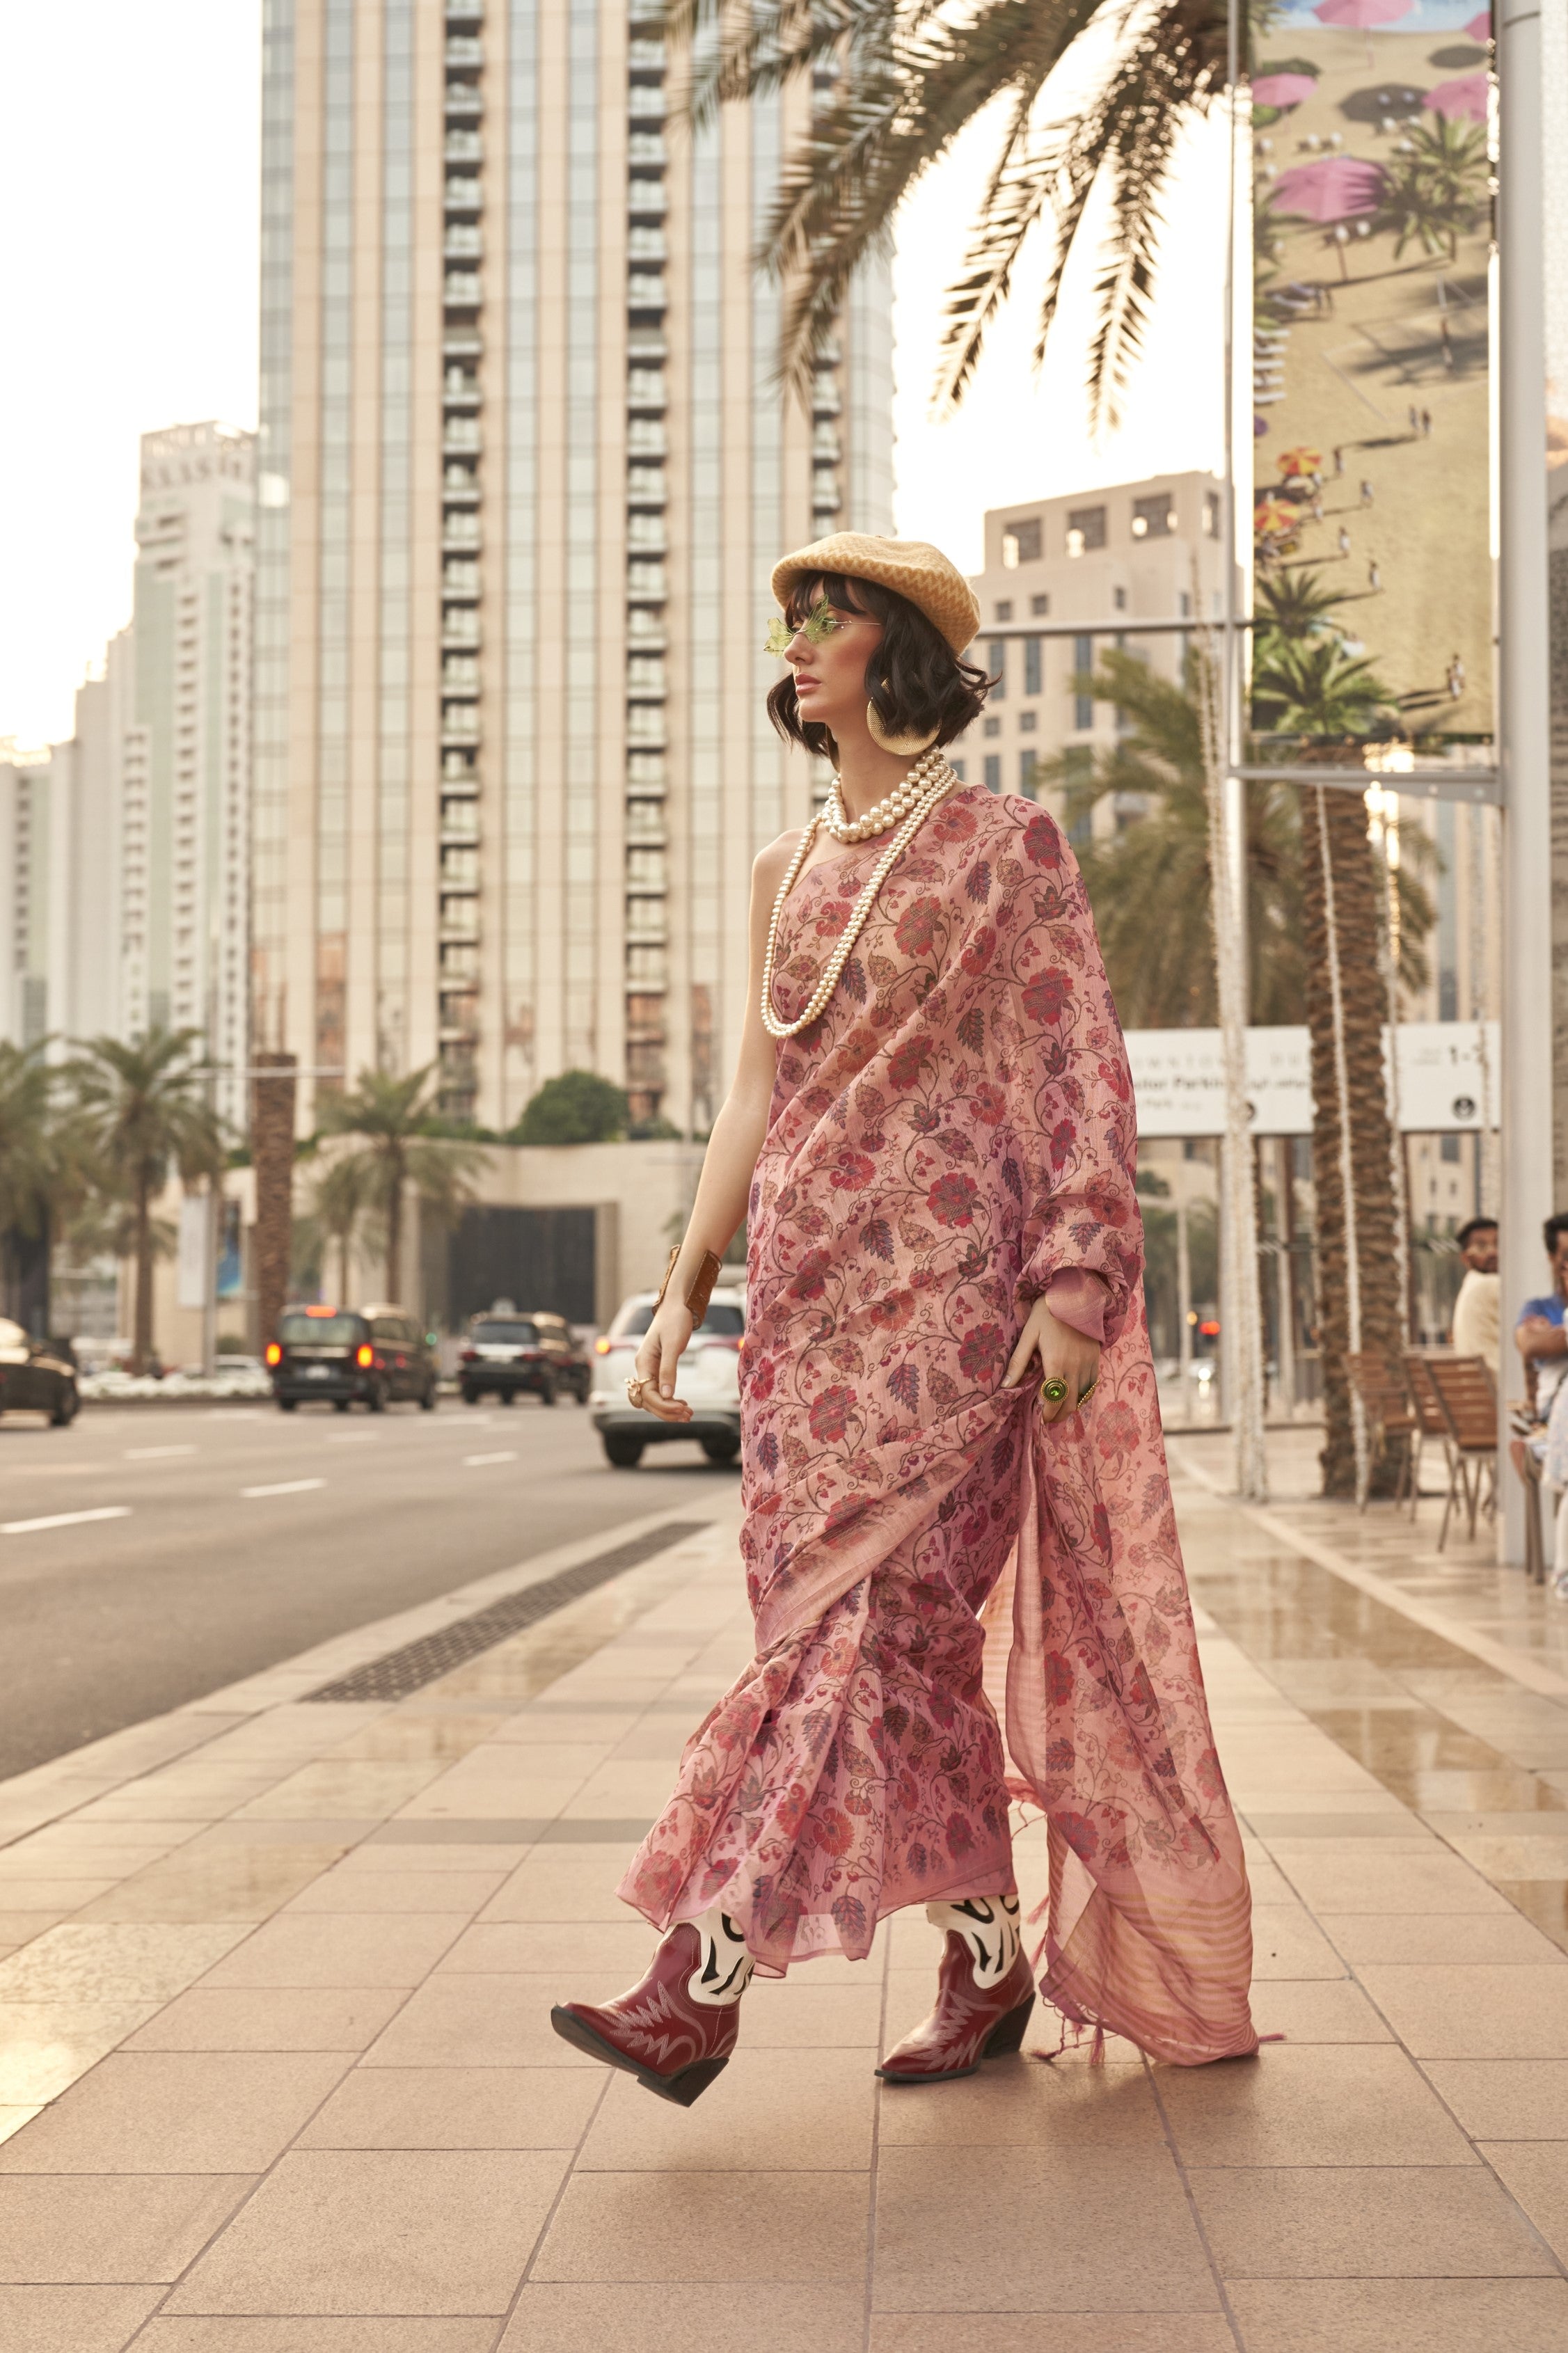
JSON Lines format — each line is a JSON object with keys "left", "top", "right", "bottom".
{"left": 0, "top": 4, "right": 1224, "bottom": 749}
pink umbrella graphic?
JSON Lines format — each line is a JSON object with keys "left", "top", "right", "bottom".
{"left": 1425, "top": 69, "right": 1489, "bottom": 120}
{"left": 1464, "top": 8, "right": 1491, "bottom": 37}
{"left": 1272, "top": 156, "right": 1386, "bottom": 221}
{"left": 1253, "top": 71, "right": 1319, "bottom": 107}
{"left": 1314, "top": 0, "right": 1413, "bottom": 65}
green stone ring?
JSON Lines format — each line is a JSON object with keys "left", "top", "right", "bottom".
{"left": 1039, "top": 1376, "right": 1068, "bottom": 1406}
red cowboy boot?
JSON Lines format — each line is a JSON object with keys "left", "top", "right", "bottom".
{"left": 551, "top": 1907, "right": 754, "bottom": 2107}
{"left": 877, "top": 1894, "right": 1036, "bottom": 2086}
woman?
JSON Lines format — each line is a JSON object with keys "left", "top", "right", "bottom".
{"left": 552, "top": 535, "right": 1256, "bottom": 2103}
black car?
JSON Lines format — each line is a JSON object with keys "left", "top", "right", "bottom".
{"left": 0, "top": 1320, "right": 78, "bottom": 1425}
{"left": 268, "top": 1305, "right": 438, "bottom": 1413}
{"left": 458, "top": 1310, "right": 592, "bottom": 1406}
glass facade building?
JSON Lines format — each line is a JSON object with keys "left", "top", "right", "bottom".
{"left": 256, "top": 0, "right": 893, "bottom": 1132}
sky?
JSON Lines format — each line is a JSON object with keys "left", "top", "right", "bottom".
{"left": 0, "top": 6, "right": 1226, "bottom": 749}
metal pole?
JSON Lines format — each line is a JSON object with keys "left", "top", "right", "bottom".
{"left": 1497, "top": 0, "right": 1554, "bottom": 1562}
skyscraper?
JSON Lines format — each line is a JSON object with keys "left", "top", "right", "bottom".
{"left": 255, "top": 0, "right": 892, "bottom": 1134}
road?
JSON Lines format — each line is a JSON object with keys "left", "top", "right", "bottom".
{"left": 0, "top": 1393, "right": 734, "bottom": 1781}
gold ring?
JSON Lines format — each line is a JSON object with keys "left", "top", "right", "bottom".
{"left": 1076, "top": 1378, "right": 1098, "bottom": 1409}
{"left": 624, "top": 1377, "right": 646, "bottom": 1410}
{"left": 1039, "top": 1376, "right": 1068, "bottom": 1406}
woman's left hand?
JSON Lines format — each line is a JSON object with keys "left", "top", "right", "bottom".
{"left": 1002, "top": 1297, "right": 1101, "bottom": 1427}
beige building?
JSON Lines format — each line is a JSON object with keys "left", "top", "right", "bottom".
{"left": 254, "top": 0, "right": 892, "bottom": 1136}
{"left": 948, "top": 473, "right": 1228, "bottom": 819}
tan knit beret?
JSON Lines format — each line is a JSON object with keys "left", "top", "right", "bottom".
{"left": 770, "top": 532, "right": 980, "bottom": 654}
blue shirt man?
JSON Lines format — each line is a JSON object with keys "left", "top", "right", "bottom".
{"left": 1517, "top": 1214, "right": 1568, "bottom": 1416}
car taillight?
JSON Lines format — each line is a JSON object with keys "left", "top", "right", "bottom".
{"left": 459, "top": 1347, "right": 477, "bottom": 1363}
{"left": 265, "top": 1342, "right": 282, "bottom": 1367}
{"left": 356, "top": 1343, "right": 374, "bottom": 1368}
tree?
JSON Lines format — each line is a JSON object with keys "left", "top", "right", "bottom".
{"left": 673, "top": 0, "right": 1234, "bottom": 425}
{"left": 1253, "top": 567, "right": 1353, "bottom": 660}
{"left": 0, "top": 1041, "right": 56, "bottom": 1248}
{"left": 308, "top": 1152, "right": 379, "bottom": 1307}
{"left": 1038, "top": 649, "right": 1306, "bottom": 1028}
{"left": 512, "top": 1069, "right": 629, "bottom": 1147}
{"left": 1374, "top": 116, "right": 1488, "bottom": 262}
{"left": 66, "top": 1029, "right": 226, "bottom": 1374}
{"left": 318, "top": 1066, "right": 486, "bottom": 1305}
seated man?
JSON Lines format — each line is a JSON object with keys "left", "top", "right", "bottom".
{"left": 1451, "top": 1216, "right": 1499, "bottom": 1373}
{"left": 1516, "top": 1212, "right": 1568, "bottom": 1423}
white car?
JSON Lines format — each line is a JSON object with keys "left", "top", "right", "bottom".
{"left": 589, "top": 1283, "right": 745, "bottom": 1468}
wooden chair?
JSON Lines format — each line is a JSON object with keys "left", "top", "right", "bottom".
{"left": 1421, "top": 1352, "right": 1498, "bottom": 1549}
{"left": 1347, "top": 1349, "right": 1420, "bottom": 1511}
{"left": 1509, "top": 1420, "right": 1548, "bottom": 1585}
{"left": 1402, "top": 1350, "right": 1451, "bottom": 1510}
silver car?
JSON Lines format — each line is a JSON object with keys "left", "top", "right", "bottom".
{"left": 589, "top": 1284, "right": 745, "bottom": 1468}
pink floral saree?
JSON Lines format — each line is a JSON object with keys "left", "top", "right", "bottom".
{"left": 619, "top": 786, "right": 1256, "bottom": 2068}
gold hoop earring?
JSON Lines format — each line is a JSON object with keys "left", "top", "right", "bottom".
{"left": 866, "top": 697, "right": 939, "bottom": 758}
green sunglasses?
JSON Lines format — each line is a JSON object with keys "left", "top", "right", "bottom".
{"left": 764, "top": 599, "right": 843, "bottom": 658}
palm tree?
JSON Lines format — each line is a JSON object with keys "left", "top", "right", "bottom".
{"left": 672, "top": 0, "right": 1235, "bottom": 424}
{"left": 1253, "top": 567, "right": 1352, "bottom": 661}
{"left": 308, "top": 1152, "right": 379, "bottom": 1308}
{"left": 1375, "top": 116, "right": 1488, "bottom": 262}
{"left": 318, "top": 1065, "right": 486, "bottom": 1305}
{"left": 0, "top": 1042, "right": 56, "bottom": 1248}
{"left": 1038, "top": 649, "right": 1306, "bottom": 1027}
{"left": 66, "top": 1029, "right": 226, "bottom": 1374}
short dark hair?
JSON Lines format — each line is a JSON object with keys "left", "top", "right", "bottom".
{"left": 765, "top": 570, "right": 992, "bottom": 762}
{"left": 1456, "top": 1217, "right": 1496, "bottom": 1249}
{"left": 1545, "top": 1213, "right": 1568, "bottom": 1257}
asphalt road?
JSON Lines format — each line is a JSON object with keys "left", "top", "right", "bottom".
{"left": 0, "top": 1393, "right": 735, "bottom": 1782}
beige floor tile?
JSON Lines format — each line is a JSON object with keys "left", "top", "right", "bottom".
{"left": 479, "top": 1852, "right": 646, "bottom": 1924}
{"left": 296, "top": 2063, "right": 601, "bottom": 2149}
{"left": 164, "top": 2149, "right": 566, "bottom": 2315}
{"left": 531, "top": 2169, "right": 866, "bottom": 2282}
{"left": 361, "top": 1974, "right": 613, "bottom": 2068}
{"left": 742, "top": 1978, "right": 882, "bottom": 2048}
{"left": 200, "top": 1912, "right": 469, "bottom": 1990}
{"left": 397, "top": 1777, "right": 588, "bottom": 1823}
{"left": 0, "top": 1880, "right": 118, "bottom": 1912}
{"left": 0, "top": 2112, "right": 38, "bottom": 2149}
{"left": 135, "top": 2324, "right": 496, "bottom": 2352}
{"left": 1427, "top": 2058, "right": 1568, "bottom": 2138}
{"left": 485, "top": 1713, "right": 639, "bottom": 1746}
{"left": 1317, "top": 1910, "right": 1566, "bottom": 1964}
{"left": 871, "top": 2146, "right": 1219, "bottom": 2312}
{"left": 74, "top": 1846, "right": 349, "bottom": 1926}
{"left": 1159, "top": 2043, "right": 1473, "bottom": 2166}
{"left": 578, "top": 2047, "right": 873, "bottom": 2172}
{"left": 0, "top": 2002, "right": 157, "bottom": 2104}
{"left": 339, "top": 1841, "right": 530, "bottom": 1873}
{"left": 1247, "top": 1903, "right": 1348, "bottom": 1980}
{"left": 0, "top": 1915, "right": 65, "bottom": 1953}
{"left": 1356, "top": 1963, "right": 1568, "bottom": 2057}
{"left": 0, "top": 2052, "right": 351, "bottom": 2174}
{"left": 876, "top": 2059, "right": 1158, "bottom": 2149}
{"left": 284, "top": 1871, "right": 506, "bottom": 1917}
{"left": 0, "top": 2283, "right": 164, "bottom": 2353}
{"left": 1264, "top": 1841, "right": 1509, "bottom": 1914}
{"left": 125, "top": 1987, "right": 406, "bottom": 2053}
{"left": 0, "top": 1924, "right": 246, "bottom": 2004}
{"left": 869, "top": 2324, "right": 1235, "bottom": 2353}
{"left": 234, "top": 1761, "right": 449, "bottom": 1821}
{"left": 1190, "top": 2163, "right": 1554, "bottom": 2276}
{"left": 1244, "top": 1979, "right": 1395, "bottom": 2041}
{"left": 500, "top": 2282, "right": 864, "bottom": 2352}
{"left": 434, "top": 1919, "right": 654, "bottom": 1976}
{"left": 1226, "top": 2277, "right": 1568, "bottom": 2352}
{"left": 328, "top": 1714, "right": 510, "bottom": 1763}
{"left": 1480, "top": 2139, "right": 1568, "bottom": 2261}
{"left": 0, "top": 2173, "right": 252, "bottom": 2284}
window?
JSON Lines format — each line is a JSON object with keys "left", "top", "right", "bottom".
{"left": 1018, "top": 709, "right": 1037, "bottom": 733}
{"left": 994, "top": 600, "right": 1013, "bottom": 621}
{"left": 1019, "top": 751, "right": 1038, "bottom": 800}
{"left": 949, "top": 759, "right": 966, "bottom": 782}
{"left": 618, "top": 1299, "right": 744, "bottom": 1338}
{"left": 983, "top": 754, "right": 1001, "bottom": 793}
{"left": 1132, "top": 493, "right": 1176, "bottom": 539}
{"left": 1001, "top": 516, "right": 1041, "bottom": 567}
{"left": 988, "top": 640, "right": 1006, "bottom": 696}
{"left": 1113, "top": 585, "right": 1127, "bottom": 612}
{"left": 983, "top": 716, "right": 1001, "bottom": 737}
{"left": 1440, "top": 1134, "right": 1462, "bottom": 1164}
{"left": 471, "top": 1319, "right": 540, "bottom": 1343}
{"left": 1031, "top": 593, "right": 1050, "bottom": 616}
{"left": 1205, "top": 491, "right": 1221, "bottom": 538}
{"left": 1072, "top": 633, "right": 1093, "bottom": 731}
{"left": 1066, "top": 505, "right": 1106, "bottom": 555}
{"left": 1024, "top": 637, "right": 1042, "bottom": 695}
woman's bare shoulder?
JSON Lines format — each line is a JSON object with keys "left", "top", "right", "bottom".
{"left": 753, "top": 830, "right": 803, "bottom": 893}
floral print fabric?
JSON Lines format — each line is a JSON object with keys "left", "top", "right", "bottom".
{"left": 618, "top": 787, "right": 1256, "bottom": 2064}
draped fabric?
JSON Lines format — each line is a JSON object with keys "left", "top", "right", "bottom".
{"left": 619, "top": 787, "right": 1256, "bottom": 2066}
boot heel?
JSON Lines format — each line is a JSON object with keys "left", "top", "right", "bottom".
{"left": 657, "top": 2055, "right": 729, "bottom": 2107}
{"left": 983, "top": 1993, "right": 1035, "bottom": 2059}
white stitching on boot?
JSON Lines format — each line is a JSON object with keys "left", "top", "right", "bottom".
{"left": 686, "top": 1906, "right": 755, "bottom": 2006}
{"left": 925, "top": 1894, "right": 1022, "bottom": 1988}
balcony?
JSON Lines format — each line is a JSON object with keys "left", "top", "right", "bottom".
{"left": 626, "top": 903, "right": 667, "bottom": 945}
{"left": 628, "top": 226, "right": 666, "bottom": 261}
{"left": 627, "top": 751, "right": 666, "bottom": 786}
{"left": 628, "top": 85, "right": 666, "bottom": 119}
{"left": 443, "top": 418, "right": 482, "bottom": 453}
{"left": 627, "top": 708, "right": 666, "bottom": 747}
{"left": 441, "top": 846, "right": 480, "bottom": 889}
{"left": 443, "top": 558, "right": 480, "bottom": 597}
{"left": 627, "top": 609, "right": 666, "bottom": 647}
{"left": 441, "top": 802, "right": 481, "bottom": 842}
{"left": 813, "top": 477, "right": 843, "bottom": 516}
{"left": 443, "top": 610, "right": 481, "bottom": 647}
{"left": 628, "top": 418, "right": 667, "bottom": 457}
{"left": 444, "top": 174, "right": 482, "bottom": 212}
{"left": 442, "top": 326, "right": 482, "bottom": 361}
{"left": 627, "top": 328, "right": 667, "bottom": 363}
{"left": 627, "top": 464, "right": 665, "bottom": 504}
{"left": 627, "top": 516, "right": 667, "bottom": 554}
{"left": 443, "top": 514, "right": 482, "bottom": 549}
{"left": 445, "top": 0, "right": 482, "bottom": 20}
{"left": 445, "top": 129, "right": 482, "bottom": 164}
{"left": 442, "top": 747, "right": 478, "bottom": 782}
{"left": 446, "top": 35, "right": 482, "bottom": 64}
{"left": 627, "top": 848, "right": 667, "bottom": 889}
{"left": 627, "top": 561, "right": 667, "bottom": 601}
{"left": 440, "top": 895, "right": 480, "bottom": 941}
{"left": 628, "top": 176, "right": 667, "bottom": 215}
{"left": 443, "top": 655, "right": 480, "bottom": 692}
{"left": 628, "top": 37, "right": 664, "bottom": 64}
{"left": 444, "top": 269, "right": 482, "bottom": 308}
{"left": 627, "top": 656, "right": 667, "bottom": 695}
{"left": 812, "top": 425, "right": 842, "bottom": 461}
{"left": 444, "top": 223, "right": 482, "bottom": 258}
{"left": 441, "top": 705, "right": 480, "bottom": 742}
{"left": 445, "top": 84, "right": 482, "bottom": 120}
{"left": 627, "top": 368, "right": 666, "bottom": 409}
{"left": 444, "top": 370, "right": 480, "bottom": 406}
{"left": 812, "top": 382, "right": 841, "bottom": 418}
{"left": 628, "top": 271, "right": 666, "bottom": 309}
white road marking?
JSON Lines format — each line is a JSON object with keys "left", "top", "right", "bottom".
{"left": 464, "top": 1451, "right": 517, "bottom": 1467}
{"left": 327, "top": 1432, "right": 380, "bottom": 1444}
{"left": 2, "top": 1506, "right": 132, "bottom": 1536}
{"left": 125, "top": 1445, "right": 196, "bottom": 1460}
{"left": 241, "top": 1478, "right": 326, "bottom": 1499}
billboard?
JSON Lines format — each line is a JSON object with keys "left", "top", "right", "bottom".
{"left": 1126, "top": 1022, "right": 1499, "bottom": 1136}
{"left": 1250, "top": 0, "right": 1493, "bottom": 753}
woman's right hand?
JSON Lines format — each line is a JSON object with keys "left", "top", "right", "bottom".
{"left": 631, "top": 1302, "right": 695, "bottom": 1423}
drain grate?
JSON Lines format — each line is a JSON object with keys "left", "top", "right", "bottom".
{"left": 302, "top": 1520, "right": 709, "bottom": 1704}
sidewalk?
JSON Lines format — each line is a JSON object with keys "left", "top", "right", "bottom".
{"left": 3, "top": 1449, "right": 1568, "bottom": 2350}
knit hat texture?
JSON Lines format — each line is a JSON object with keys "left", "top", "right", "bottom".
{"left": 770, "top": 532, "right": 980, "bottom": 653}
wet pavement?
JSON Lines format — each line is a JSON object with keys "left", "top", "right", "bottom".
{"left": 1, "top": 1435, "right": 1568, "bottom": 2350}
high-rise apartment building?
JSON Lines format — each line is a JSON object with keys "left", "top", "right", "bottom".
{"left": 255, "top": 0, "right": 892, "bottom": 1133}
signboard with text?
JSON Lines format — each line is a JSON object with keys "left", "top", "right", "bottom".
{"left": 1126, "top": 1022, "right": 1498, "bottom": 1136}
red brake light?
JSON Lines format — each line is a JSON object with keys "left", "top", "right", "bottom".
{"left": 356, "top": 1342, "right": 374, "bottom": 1368}
{"left": 459, "top": 1347, "right": 477, "bottom": 1363}
{"left": 265, "top": 1342, "right": 282, "bottom": 1367}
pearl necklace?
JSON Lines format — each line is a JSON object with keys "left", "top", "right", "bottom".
{"left": 761, "top": 759, "right": 958, "bottom": 1042}
{"left": 823, "top": 747, "right": 947, "bottom": 843}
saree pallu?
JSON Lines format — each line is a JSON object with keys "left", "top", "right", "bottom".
{"left": 619, "top": 787, "right": 1256, "bottom": 2067}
